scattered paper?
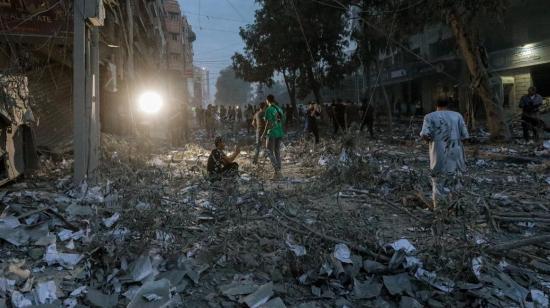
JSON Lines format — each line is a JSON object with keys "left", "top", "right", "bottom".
{"left": 472, "top": 257, "right": 483, "bottom": 279}
{"left": 103, "top": 212, "right": 121, "bottom": 228}
{"left": 43, "top": 244, "right": 82, "bottom": 269}
{"left": 530, "top": 289, "right": 549, "bottom": 307}
{"left": 387, "top": 239, "right": 416, "bottom": 254}
{"left": 285, "top": 234, "right": 306, "bottom": 257}
{"left": 414, "top": 268, "right": 454, "bottom": 293}
{"left": 333, "top": 243, "right": 353, "bottom": 263}
{"left": 11, "top": 291, "right": 32, "bottom": 308}
{"left": 35, "top": 281, "right": 57, "bottom": 304}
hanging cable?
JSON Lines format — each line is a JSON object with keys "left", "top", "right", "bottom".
{"left": 223, "top": 0, "right": 247, "bottom": 22}
{"left": 323, "top": 0, "right": 460, "bottom": 82}
{"left": 288, "top": 0, "right": 317, "bottom": 67}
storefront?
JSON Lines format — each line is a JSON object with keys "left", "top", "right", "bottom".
{"left": 489, "top": 39, "right": 550, "bottom": 114}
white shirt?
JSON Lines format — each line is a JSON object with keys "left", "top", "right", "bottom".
{"left": 420, "top": 110, "right": 469, "bottom": 175}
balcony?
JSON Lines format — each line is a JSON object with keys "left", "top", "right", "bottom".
{"left": 167, "top": 39, "right": 183, "bottom": 54}
{"left": 165, "top": 19, "right": 181, "bottom": 33}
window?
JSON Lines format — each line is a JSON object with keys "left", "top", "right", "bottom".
{"left": 171, "top": 53, "right": 180, "bottom": 61}
{"left": 532, "top": 63, "right": 550, "bottom": 97}
{"left": 170, "top": 13, "right": 179, "bottom": 21}
{"left": 171, "top": 33, "right": 178, "bottom": 41}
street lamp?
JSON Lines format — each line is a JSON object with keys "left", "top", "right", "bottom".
{"left": 138, "top": 91, "right": 163, "bottom": 114}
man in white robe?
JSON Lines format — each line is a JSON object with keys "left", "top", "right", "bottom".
{"left": 420, "top": 98, "right": 469, "bottom": 208}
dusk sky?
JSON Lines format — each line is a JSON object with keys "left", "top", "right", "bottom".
{"left": 178, "top": 0, "right": 258, "bottom": 101}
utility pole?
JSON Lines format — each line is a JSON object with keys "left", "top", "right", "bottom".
{"left": 73, "top": 0, "right": 105, "bottom": 184}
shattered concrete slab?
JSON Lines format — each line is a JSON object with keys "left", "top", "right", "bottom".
{"left": 127, "top": 279, "right": 171, "bottom": 308}
{"left": 382, "top": 273, "right": 413, "bottom": 296}
{"left": 242, "top": 282, "right": 274, "bottom": 308}
{"left": 86, "top": 288, "right": 118, "bottom": 308}
{"left": 0, "top": 126, "right": 548, "bottom": 307}
{"left": 352, "top": 278, "right": 382, "bottom": 299}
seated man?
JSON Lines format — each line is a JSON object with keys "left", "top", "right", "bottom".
{"left": 207, "top": 136, "right": 241, "bottom": 180}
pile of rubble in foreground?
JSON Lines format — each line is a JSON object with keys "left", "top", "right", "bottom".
{"left": 0, "top": 127, "right": 549, "bottom": 307}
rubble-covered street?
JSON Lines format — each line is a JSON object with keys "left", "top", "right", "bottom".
{"left": 1, "top": 121, "right": 549, "bottom": 307}
{"left": 2, "top": 0, "right": 550, "bottom": 307}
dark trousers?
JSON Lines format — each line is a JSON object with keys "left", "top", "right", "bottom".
{"left": 306, "top": 121, "right": 319, "bottom": 143}
{"left": 333, "top": 115, "right": 346, "bottom": 134}
{"left": 210, "top": 162, "right": 239, "bottom": 182}
{"left": 360, "top": 115, "right": 374, "bottom": 137}
{"left": 266, "top": 137, "right": 282, "bottom": 171}
{"left": 253, "top": 129, "right": 263, "bottom": 163}
{"left": 521, "top": 114, "right": 542, "bottom": 141}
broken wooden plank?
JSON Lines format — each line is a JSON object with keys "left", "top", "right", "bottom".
{"left": 488, "top": 235, "right": 550, "bottom": 252}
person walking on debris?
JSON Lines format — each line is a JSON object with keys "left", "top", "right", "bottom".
{"left": 332, "top": 98, "right": 347, "bottom": 134}
{"left": 305, "top": 101, "right": 321, "bottom": 144}
{"left": 207, "top": 136, "right": 241, "bottom": 181}
{"left": 519, "top": 86, "right": 543, "bottom": 142}
{"left": 420, "top": 98, "right": 469, "bottom": 209}
{"left": 262, "top": 94, "right": 286, "bottom": 179}
{"left": 205, "top": 104, "right": 216, "bottom": 138}
{"left": 245, "top": 104, "right": 254, "bottom": 133}
{"left": 359, "top": 98, "right": 375, "bottom": 138}
{"left": 285, "top": 104, "right": 294, "bottom": 128}
{"left": 252, "top": 102, "right": 267, "bottom": 164}
{"left": 237, "top": 106, "right": 243, "bottom": 123}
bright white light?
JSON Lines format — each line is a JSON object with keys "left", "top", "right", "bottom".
{"left": 138, "top": 91, "right": 163, "bottom": 113}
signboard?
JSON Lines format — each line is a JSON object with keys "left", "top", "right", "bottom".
{"left": 0, "top": 0, "right": 71, "bottom": 37}
{"left": 370, "top": 60, "right": 458, "bottom": 86}
{"left": 489, "top": 39, "right": 550, "bottom": 72}
{"left": 390, "top": 69, "right": 407, "bottom": 79}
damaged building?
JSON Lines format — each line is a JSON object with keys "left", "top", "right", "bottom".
{"left": 0, "top": 0, "right": 196, "bottom": 181}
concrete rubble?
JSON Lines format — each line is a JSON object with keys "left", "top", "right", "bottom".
{"left": 0, "top": 123, "right": 548, "bottom": 307}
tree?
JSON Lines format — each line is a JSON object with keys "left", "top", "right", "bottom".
{"left": 350, "top": 0, "right": 511, "bottom": 140}
{"left": 214, "top": 66, "right": 252, "bottom": 106}
{"left": 233, "top": 0, "right": 351, "bottom": 105}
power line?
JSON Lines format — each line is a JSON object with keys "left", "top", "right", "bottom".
{"left": 182, "top": 10, "right": 245, "bottom": 23}
{"left": 198, "top": 42, "right": 244, "bottom": 56}
{"left": 223, "top": 0, "right": 247, "bottom": 22}
{"left": 312, "top": 0, "right": 427, "bottom": 15}
{"left": 289, "top": 0, "right": 317, "bottom": 67}
{"left": 195, "top": 60, "right": 232, "bottom": 63}
{"left": 309, "top": 0, "right": 342, "bottom": 10}
{"left": 196, "top": 27, "right": 240, "bottom": 34}
{"left": 329, "top": 0, "right": 459, "bottom": 82}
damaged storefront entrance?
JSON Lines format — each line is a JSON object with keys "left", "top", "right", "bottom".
{"left": 0, "top": 76, "right": 38, "bottom": 186}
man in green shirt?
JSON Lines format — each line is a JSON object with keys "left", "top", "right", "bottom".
{"left": 262, "top": 94, "right": 286, "bottom": 179}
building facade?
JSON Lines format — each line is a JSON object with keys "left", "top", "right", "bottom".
{"left": 193, "top": 67, "right": 211, "bottom": 107}
{"left": 0, "top": 0, "right": 196, "bottom": 152}
{"left": 346, "top": 0, "right": 550, "bottom": 119}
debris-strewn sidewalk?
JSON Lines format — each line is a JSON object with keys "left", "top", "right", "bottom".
{"left": 0, "top": 125, "right": 549, "bottom": 307}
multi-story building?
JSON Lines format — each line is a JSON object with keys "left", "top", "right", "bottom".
{"left": 193, "top": 66, "right": 210, "bottom": 107}
{"left": 351, "top": 0, "right": 550, "bottom": 118}
{"left": 163, "top": 0, "right": 196, "bottom": 100}
{"left": 0, "top": 0, "right": 196, "bottom": 150}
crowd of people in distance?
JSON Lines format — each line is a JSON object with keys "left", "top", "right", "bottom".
{"left": 202, "top": 86, "right": 546, "bottom": 209}
{"left": 194, "top": 98, "right": 379, "bottom": 143}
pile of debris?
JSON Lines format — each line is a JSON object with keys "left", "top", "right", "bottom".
{"left": 0, "top": 123, "right": 548, "bottom": 307}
